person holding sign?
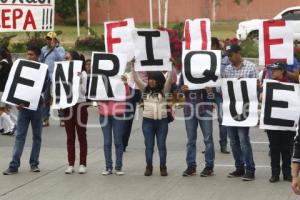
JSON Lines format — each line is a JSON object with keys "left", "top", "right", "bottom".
{"left": 62, "top": 51, "right": 88, "bottom": 174}
{"left": 3, "top": 46, "right": 49, "bottom": 175}
{"left": 98, "top": 75, "right": 130, "bottom": 176}
{"left": 131, "top": 61, "right": 173, "bottom": 177}
{"left": 40, "top": 32, "right": 65, "bottom": 127}
{"left": 180, "top": 77, "right": 215, "bottom": 177}
{"left": 262, "top": 62, "right": 295, "bottom": 183}
{"left": 223, "top": 43, "right": 258, "bottom": 181}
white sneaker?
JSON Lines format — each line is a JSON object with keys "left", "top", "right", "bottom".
{"left": 101, "top": 169, "right": 112, "bottom": 176}
{"left": 65, "top": 166, "right": 74, "bottom": 174}
{"left": 115, "top": 170, "right": 125, "bottom": 176}
{"left": 78, "top": 165, "right": 87, "bottom": 174}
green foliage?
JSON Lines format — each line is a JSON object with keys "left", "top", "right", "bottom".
{"left": 56, "top": 0, "right": 87, "bottom": 23}
{"left": 75, "top": 27, "right": 105, "bottom": 51}
{"left": 240, "top": 39, "right": 258, "bottom": 58}
{"left": 171, "top": 22, "right": 185, "bottom": 39}
{"left": 10, "top": 43, "right": 26, "bottom": 53}
{"left": 63, "top": 17, "right": 86, "bottom": 26}
{"left": 0, "top": 34, "right": 17, "bottom": 49}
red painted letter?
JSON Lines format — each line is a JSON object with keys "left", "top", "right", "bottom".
{"left": 2, "top": 9, "right": 11, "bottom": 29}
{"left": 13, "top": 9, "right": 23, "bottom": 29}
{"left": 23, "top": 10, "right": 36, "bottom": 30}
{"left": 184, "top": 20, "right": 208, "bottom": 50}
{"left": 263, "top": 20, "right": 286, "bottom": 65}
{"left": 106, "top": 21, "right": 128, "bottom": 53}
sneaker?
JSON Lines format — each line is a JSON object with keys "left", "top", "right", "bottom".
{"left": 160, "top": 166, "right": 168, "bottom": 176}
{"left": 144, "top": 166, "right": 153, "bottom": 176}
{"left": 59, "top": 120, "right": 65, "bottom": 127}
{"left": 115, "top": 169, "right": 125, "bottom": 176}
{"left": 182, "top": 167, "right": 196, "bottom": 177}
{"left": 78, "top": 165, "right": 87, "bottom": 174}
{"left": 0, "top": 128, "right": 4, "bottom": 134}
{"left": 283, "top": 175, "right": 292, "bottom": 182}
{"left": 242, "top": 172, "right": 255, "bottom": 181}
{"left": 31, "top": 166, "right": 40, "bottom": 173}
{"left": 102, "top": 169, "right": 113, "bottom": 176}
{"left": 3, "top": 168, "right": 18, "bottom": 175}
{"left": 220, "top": 146, "right": 230, "bottom": 154}
{"left": 6, "top": 126, "right": 16, "bottom": 136}
{"left": 228, "top": 168, "right": 245, "bottom": 178}
{"left": 43, "top": 120, "right": 49, "bottom": 127}
{"left": 65, "top": 166, "right": 74, "bottom": 174}
{"left": 269, "top": 175, "right": 279, "bottom": 183}
{"left": 200, "top": 167, "right": 214, "bottom": 177}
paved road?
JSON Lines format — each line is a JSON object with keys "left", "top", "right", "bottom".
{"left": 0, "top": 107, "right": 298, "bottom": 200}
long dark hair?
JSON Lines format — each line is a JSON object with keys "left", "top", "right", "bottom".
{"left": 68, "top": 50, "right": 86, "bottom": 72}
{"left": 144, "top": 71, "right": 166, "bottom": 97}
{"left": 0, "top": 47, "right": 13, "bottom": 66}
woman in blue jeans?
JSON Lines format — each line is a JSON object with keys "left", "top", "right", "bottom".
{"left": 131, "top": 62, "right": 172, "bottom": 176}
{"left": 98, "top": 75, "right": 129, "bottom": 176}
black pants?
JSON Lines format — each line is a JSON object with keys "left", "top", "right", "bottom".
{"left": 122, "top": 88, "right": 141, "bottom": 148}
{"left": 267, "top": 130, "right": 295, "bottom": 176}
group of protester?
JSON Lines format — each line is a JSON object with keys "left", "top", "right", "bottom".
{"left": 1, "top": 32, "right": 300, "bottom": 191}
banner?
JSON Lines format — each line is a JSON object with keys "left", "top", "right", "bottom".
{"left": 260, "top": 80, "right": 300, "bottom": 131}
{"left": 0, "top": 0, "right": 55, "bottom": 32}
{"left": 182, "top": 50, "right": 221, "bottom": 90}
{"left": 259, "top": 20, "right": 294, "bottom": 65}
{"left": 1, "top": 59, "right": 48, "bottom": 110}
{"left": 183, "top": 18, "right": 211, "bottom": 51}
{"left": 221, "top": 78, "right": 258, "bottom": 127}
{"left": 51, "top": 61, "right": 82, "bottom": 109}
{"left": 88, "top": 52, "right": 127, "bottom": 101}
{"left": 104, "top": 18, "right": 135, "bottom": 61}
{"left": 133, "top": 28, "right": 172, "bottom": 71}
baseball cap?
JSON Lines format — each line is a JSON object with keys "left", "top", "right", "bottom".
{"left": 226, "top": 43, "right": 241, "bottom": 54}
{"left": 46, "top": 31, "right": 57, "bottom": 39}
{"left": 268, "top": 62, "right": 287, "bottom": 71}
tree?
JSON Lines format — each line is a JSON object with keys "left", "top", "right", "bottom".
{"left": 56, "top": 0, "right": 87, "bottom": 19}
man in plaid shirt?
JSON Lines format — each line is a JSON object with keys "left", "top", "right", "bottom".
{"left": 222, "top": 43, "right": 258, "bottom": 181}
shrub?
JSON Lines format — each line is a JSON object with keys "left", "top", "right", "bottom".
{"left": 10, "top": 43, "right": 26, "bottom": 53}
{"left": 0, "top": 34, "right": 17, "bottom": 49}
{"left": 240, "top": 39, "right": 258, "bottom": 58}
{"left": 75, "top": 27, "right": 105, "bottom": 51}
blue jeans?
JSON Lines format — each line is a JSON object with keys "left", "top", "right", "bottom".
{"left": 123, "top": 88, "right": 141, "bottom": 147}
{"left": 227, "top": 126, "right": 255, "bottom": 173}
{"left": 185, "top": 112, "right": 215, "bottom": 169}
{"left": 142, "top": 117, "right": 168, "bottom": 167}
{"left": 99, "top": 115, "right": 125, "bottom": 170}
{"left": 214, "top": 93, "right": 228, "bottom": 148}
{"left": 42, "top": 81, "right": 64, "bottom": 121}
{"left": 9, "top": 107, "right": 43, "bottom": 170}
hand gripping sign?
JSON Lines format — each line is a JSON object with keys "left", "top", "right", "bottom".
{"left": 1, "top": 59, "right": 48, "bottom": 110}
{"left": 104, "top": 18, "right": 135, "bottom": 61}
{"left": 259, "top": 20, "right": 294, "bottom": 65}
{"left": 88, "top": 52, "right": 127, "bottom": 101}
{"left": 133, "top": 28, "right": 172, "bottom": 71}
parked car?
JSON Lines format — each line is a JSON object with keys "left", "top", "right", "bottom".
{"left": 236, "top": 6, "right": 300, "bottom": 40}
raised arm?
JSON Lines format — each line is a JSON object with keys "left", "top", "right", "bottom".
{"left": 131, "top": 62, "right": 146, "bottom": 91}
{"left": 164, "top": 70, "right": 173, "bottom": 93}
